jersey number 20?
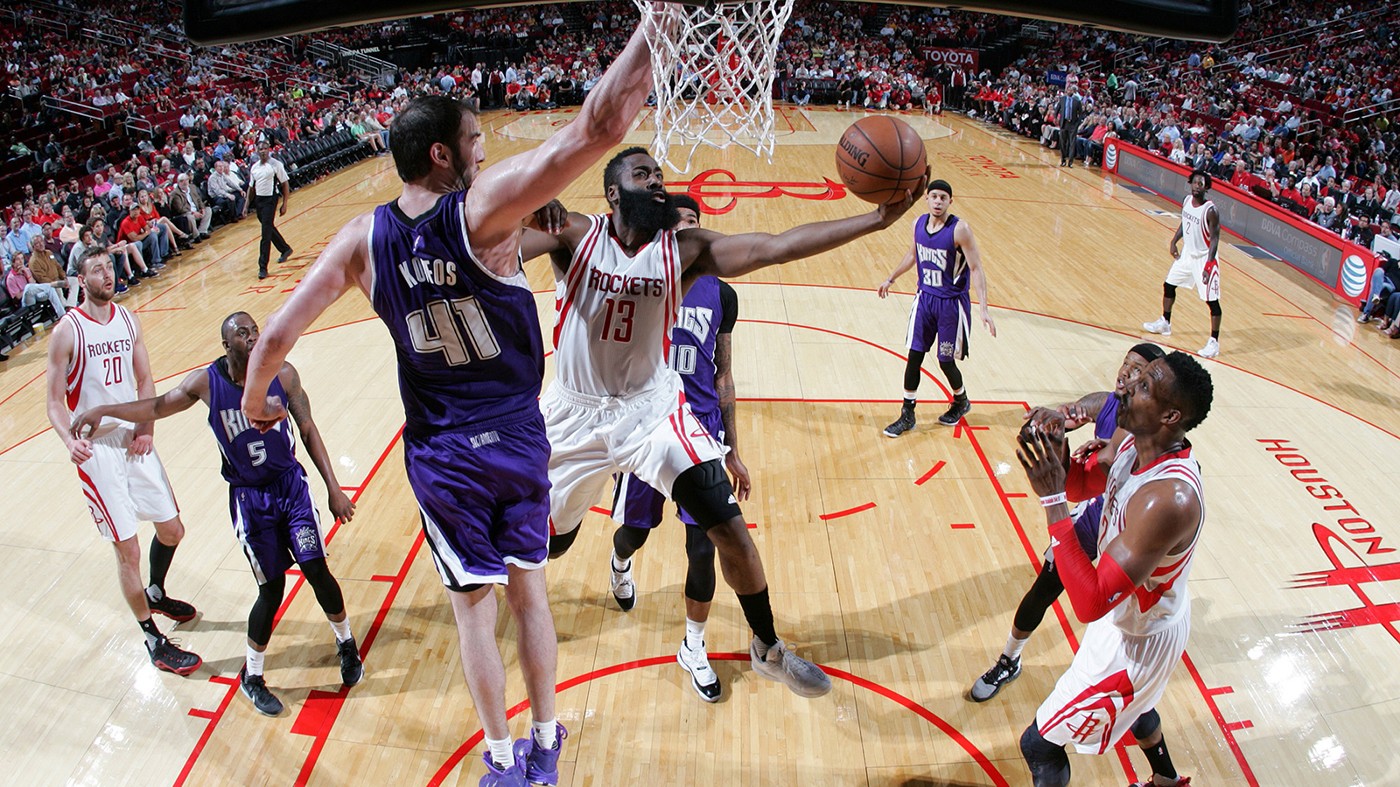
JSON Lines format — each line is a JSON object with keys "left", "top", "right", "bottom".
{"left": 406, "top": 297, "right": 502, "bottom": 366}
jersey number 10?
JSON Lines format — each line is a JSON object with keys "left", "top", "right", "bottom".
{"left": 406, "top": 297, "right": 502, "bottom": 366}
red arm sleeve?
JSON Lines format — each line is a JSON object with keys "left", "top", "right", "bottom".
{"left": 1048, "top": 517, "right": 1135, "bottom": 623}
{"left": 1064, "top": 450, "right": 1107, "bottom": 502}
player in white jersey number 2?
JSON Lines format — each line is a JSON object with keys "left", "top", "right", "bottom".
{"left": 531, "top": 147, "right": 923, "bottom": 698}
{"left": 1015, "top": 350, "right": 1213, "bottom": 787}
{"left": 45, "top": 247, "right": 202, "bottom": 675}
{"left": 1143, "top": 169, "right": 1222, "bottom": 358}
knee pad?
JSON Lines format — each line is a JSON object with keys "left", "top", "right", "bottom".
{"left": 1163, "top": 282, "right": 1177, "bottom": 299}
{"left": 671, "top": 460, "right": 742, "bottom": 530}
{"left": 1020, "top": 723, "right": 1071, "bottom": 787}
{"left": 1130, "top": 708, "right": 1161, "bottom": 739}
{"left": 549, "top": 527, "right": 581, "bottom": 559}
{"left": 1207, "top": 299, "right": 1222, "bottom": 317}
{"left": 613, "top": 524, "right": 651, "bottom": 556}
{"left": 683, "top": 526, "right": 717, "bottom": 603}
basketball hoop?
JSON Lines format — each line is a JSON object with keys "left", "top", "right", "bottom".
{"left": 636, "top": 0, "right": 795, "bottom": 173}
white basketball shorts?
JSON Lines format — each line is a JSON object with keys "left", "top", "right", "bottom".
{"left": 75, "top": 430, "right": 180, "bottom": 542}
{"left": 1164, "top": 251, "right": 1220, "bottom": 301}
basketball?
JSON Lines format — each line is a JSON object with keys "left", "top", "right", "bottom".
{"left": 834, "top": 116, "right": 928, "bottom": 204}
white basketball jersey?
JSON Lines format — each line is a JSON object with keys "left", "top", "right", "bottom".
{"left": 552, "top": 214, "right": 682, "bottom": 397}
{"left": 1098, "top": 435, "right": 1204, "bottom": 637}
{"left": 64, "top": 305, "right": 139, "bottom": 439}
{"left": 1180, "top": 197, "right": 1214, "bottom": 258}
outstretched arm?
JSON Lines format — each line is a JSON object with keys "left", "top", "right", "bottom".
{"left": 70, "top": 368, "right": 207, "bottom": 441}
{"left": 243, "top": 213, "right": 369, "bottom": 430}
{"left": 959, "top": 221, "right": 995, "bottom": 336}
{"left": 281, "top": 363, "right": 355, "bottom": 523}
{"left": 128, "top": 313, "right": 157, "bottom": 454}
{"left": 713, "top": 283, "right": 749, "bottom": 500}
{"left": 684, "top": 183, "right": 923, "bottom": 279}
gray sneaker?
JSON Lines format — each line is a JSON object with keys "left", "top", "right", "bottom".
{"left": 750, "top": 638, "right": 831, "bottom": 698}
{"left": 969, "top": 654, "right": 1021, "bottom": 702}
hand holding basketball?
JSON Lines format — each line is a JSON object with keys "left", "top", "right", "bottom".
{"left": 835, "top": 116, "right": 929, "bottom": 205}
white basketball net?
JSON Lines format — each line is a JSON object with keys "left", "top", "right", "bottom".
{"left": 636, "top": 0, "right": 795, "bottom": 173}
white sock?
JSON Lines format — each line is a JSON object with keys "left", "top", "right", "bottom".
{"left": 1004, "top": 633, "right": 1028, "bottom": 661}
{"left": 685, "top": 618, "right": 706, "bottom": 651}
{"left": 246, "top": 646, "right": 265, "bottom": 676}
{"left": 485, "top": 737, "right": 514, "bottom": 769}
{"left": 330, "top": 616, "right": 352, "bottom": 643}
{"left": 902, "top": 390, "right": 917, "bottom": 403}
{"left": 532, "top": 718, "right": 558, "bottom": 750}
{"left": 611, "top": 551, "right": 630, "bottom": 572}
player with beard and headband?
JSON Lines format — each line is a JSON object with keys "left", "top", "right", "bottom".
{"left": 1016, "top": 351, "right": 1212, "bottom": 787}
{"left": 527, "top": 147, "right": 923, "bottom": 698}
{"left": 45, "top": 247, "right": 202, "bottom": 676}
{"left": 238, "top": 14, "right": 661, "bottom": 785}
{"left": 968, "top": 343, "right": 1165, "bottom": 703}
{"left": 69, "top": 312, "right": 363, "bottom": 718}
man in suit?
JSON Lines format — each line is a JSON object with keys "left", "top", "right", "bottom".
{"left": 1057, "top": 86, "right": 1085, "bottom": 168}
{"left": 169, "top": 173, "right": 213, "bottom": 242}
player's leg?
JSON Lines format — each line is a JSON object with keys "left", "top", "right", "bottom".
{"left": 934, "top": 295, "right": 972, "bottom": 426}
{"left": 885, "top": 293, "right": 933, "bottom": 438}
{"left": 971, "top": 563, "right": 1059, "bottom": 701}
{"left": 542, "top": 392, "right": 615, "bottom": 559}
{"left": 242, "top": 572, "right": 288, "bottom": 716}
{"left": 145, "top": 515, "right": 196, "bottom": 621}
{"left": 130, "top": 451, "right": 197, "bottom": 622}
{"left": 1127, "top": 709, "right": 1189, "bottom": 787}
{"left": 676, "top": 523, "right": 721, "bottom": 701}
{"left": 607, "top": 472, "right": 664, "bottom": 611}
{"left": 1148, "top": 257, "right": 1197, "bottom": 335}
{"left": 447, "top": 583, "right": 518, "bottom": 771}
{"left": 283, "top": 467, "right": 361, "bottom": 685}
{"left": 503, "top": 564, "right": 567, "bottom": 784}
{"left": 1199, "top": 260, "right": 1222, "bottom": 358}
{"left": 1020, "top": 723, "right": 1072, "bottom": 786}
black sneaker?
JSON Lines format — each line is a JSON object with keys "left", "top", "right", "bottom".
{"left": 883, "top": 402, "right": 916, "bottom": 438}
{"left": 239, "top": 665, "right": 285, "bottom": 716}
{"left": 338, "top": 637, "right": 364, "bottom": 687}
{"left": 147, "top": 635, "right": 202, "bottom": 676}
{"left": 938, "top": 398, "right": 971, "bottom": 427}
{"left": 257, "top": 265, "right": 268, "bottom": 280}
{"left": 277, "top": 249, "right": 293, "bottom": 263}
{"left": 146, "top": 587, "right": 197, "bottom": 622}
{"left": 969, "top": 654, "right": 1021, "bottom": 702}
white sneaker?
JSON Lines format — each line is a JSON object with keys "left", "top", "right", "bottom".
{"left": 677, "top": 638, "right": 722, "bottom": 702}
{"left": 609, "top": 553, "right": 635, "bottom": 612}
{"left": 1199, "top": 338, "right": 1220, "bottom": 358}
{"left": 1143, "top": 317, "right": 1171, "bottom": 336}
{"left": 750, "top": 637, "right": 831, "bottom": 698}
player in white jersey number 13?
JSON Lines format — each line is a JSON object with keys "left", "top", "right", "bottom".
{"left": 1014, "top": 350, "right": 1213, "bottom": 787}
{"left": 528, "top": 146, "right": 924, "bottom": 699}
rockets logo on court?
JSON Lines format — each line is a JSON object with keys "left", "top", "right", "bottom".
{"left": 672, "top": 169, "right": 848, "bottom": 215}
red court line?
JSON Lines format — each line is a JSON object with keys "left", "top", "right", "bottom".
{"left": 914, "top": 460, "right": 946, "bottom": 485}
{"left": 950, "top": 523, "right": 976, "bottom": 529}
{"left": 588, "top": 505, "right": 609, "bottom": 515}
{"left": 426, "top": 654, "right": 1012, "bottom": 787}
{"left": 1005, "top": 493, "right": 1027, "bottom": 499}
{"left": 0, "top": 370, "right": 45, "bottom": 408}
{"left": 739, "top": 318, "right": 953, "bottom": 399}
{"left": 304, "top": 315, "right": 378, "bottom": 336}
{"left": 174, "top": 423, "right": 405, "bottom": 787}
{"left": 0, "top": 429, "right": 46, "bottom": 457}
{"left": 1181, "top": 652, "right": 1259, "bottom": 786}
{"left": 137, "top": 306, "right": 188, "bottom": 313}
{"left": 819, "top": 502, "right": 876, "bottom": 520}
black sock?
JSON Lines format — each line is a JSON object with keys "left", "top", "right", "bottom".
{"left": 149, "top": 538, "right": 177, "bottom": 594}
{"left": 737, "top": 587, "right": 778, "bottom": 648}
{"left": 1211, "top": 329, "right": 1220, "bottom": 340}
{"left": 139, "top": 617, "right": 162, "bottom": 648}
{"left": 954, "top": 391, "right": 969, "bottom": 403}
{"left": 1141, "top": 737, "right": 1178, "bottom": 781}
{"left": 1162, "top": 310, "right": 1172, "bottom": 322}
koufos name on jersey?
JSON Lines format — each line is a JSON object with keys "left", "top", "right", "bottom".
{"left": 1098, "top": 436, "right": 1205, "bottom": 636}
{"left": 552, "top": 214, "right": 682, "bottom": 397}
{"left": 63, "top": 305, "right": 138, "bottom": 438}
{"left": 207, "top": 357, "right": 297, "bottom": 486}
{"left": 1180, "top": 197, "right": 1215, "bottom": 258}
{"left": 369, "top": 192, "right": 544, "bottom": 433}
{"left": 914, "top": 213, "right": 968, "bottom": 297}
{"left": 667, "top": 276, "right": 736, "bottom": 418}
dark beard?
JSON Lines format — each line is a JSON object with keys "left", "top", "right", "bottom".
{"left": 617, "top": 186, "right": 679, "bottom": 235}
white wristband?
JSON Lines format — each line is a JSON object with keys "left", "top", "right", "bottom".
{"left": 1039, "top": 492, "right": 1067, "bottom": 508}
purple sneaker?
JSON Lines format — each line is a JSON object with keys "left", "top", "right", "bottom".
{"left": 478, "top": 751, "right": 525, "bottom": 787}
{"left": 511, "top": 723, "right": 568, "bottom": 786}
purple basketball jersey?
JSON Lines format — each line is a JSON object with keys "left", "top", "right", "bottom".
{"left": 670, "top": 277, "right": 736, "bottom": 419}
{"left": 1094, "top": 392, "right": 1120, "bottom": 441}
{"left": 207, "top": 357, "right": 297, "bottom": 486}
{"left": 368, "top": 192, "right": 544, "bottom": 434}
{"left": 913, "top": 214, "right": 968, "bottom": 297}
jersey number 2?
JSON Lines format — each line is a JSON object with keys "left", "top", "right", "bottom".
{"left": 406, "top": 297, "right": 502, "bottom": 366}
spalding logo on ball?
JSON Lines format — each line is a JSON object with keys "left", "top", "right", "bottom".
{"left": 835, "top": 116, "right": 928, "bottom": 204}
{"left": 1340, "top": 254, "right": 1368, "bottom": 298}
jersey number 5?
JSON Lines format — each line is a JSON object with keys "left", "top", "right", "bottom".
{"left": 406, "top": 297, "right": 502, "bottom": 366}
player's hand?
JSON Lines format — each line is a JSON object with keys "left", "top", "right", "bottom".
{"left": 877, "top": 278, "right": 893, "bottom": 298}
{"left": 1022, "top": 406, "right": 1068, "bottom": 435}
{"left": 1055, "top": 402, "right": 1091, "bottom": 431}
{"left": 128, "top": 434, "right": 154, "bottom": 457}
{"left": 1169, "top": 241, "right": 1179, "bottom": 259}
{"left": 243, "top": 394, "right": 289, "bottom": 433}
{"left": 981, "top": 307, "right": 997, "bottom": 337}
{"left": 1016, "top": 422, "right": 1068, "bottom": 497}
{"left": 1072, "top": 437, "right": 1109, "bottom": 463}
{"left": 329, "top": 489, "right": 356, "bottom": 523}
{"left": 726, "top": 451, "right": 752, "bottom": 502}
{"left": 70, "top": 408, "right": 104, "bottom": 442}
{"left": 278, "top": 203, "right": 287, "bottom": 217}
{"left": 875, "top": 169, "right": 929, "bottom": 228}
{"left": 530, "top": 199, "right": 569, "bottom": 234}
{"left": 68, "top": 438, "right": 94, "bottom": 465}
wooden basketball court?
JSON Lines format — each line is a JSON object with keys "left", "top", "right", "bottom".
{"left": 3, "top": 106, "right": 1397, "bottom": 786}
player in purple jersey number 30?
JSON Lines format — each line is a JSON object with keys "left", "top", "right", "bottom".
{"left": 71, "top": 312, "right": 363, "bottom": 718}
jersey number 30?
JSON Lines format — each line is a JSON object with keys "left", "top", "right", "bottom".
{"left": 406, "top": 297, "right": 502, "bottom": 366}
{"left": 921, "top": 268, "right": 943, "bottom": 288}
